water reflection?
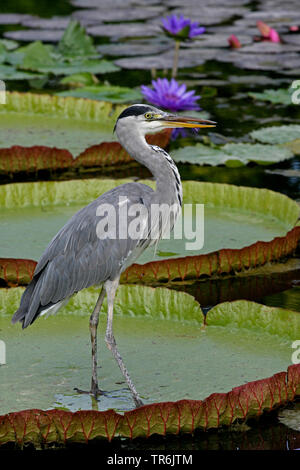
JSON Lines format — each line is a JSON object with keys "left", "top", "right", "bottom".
{"left": 53, "top": 388, "right": 136, "bottom": 413}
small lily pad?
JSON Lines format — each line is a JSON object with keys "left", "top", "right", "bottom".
{"left": 97, "top": 40, "right": 171, "bottom": 57}
{"left": 172, "top": 142, "right": 293, "bottom": 166}
{"left": 57, "top": 20, "right": 97, "bottom": 58}
{"left": 72, "top": 6, "right": 165, "bottom": 22}
{"left": 0, "top": 64, "right": 45, "bottom": 80}
{"left": 0, "top": 92, "right": 124, "bottom": 158}
{"left": 4, "top": 29, "right": 65, "bottom": 43}
{"left": 248, "top": 88, "right": 293, "bottom": 105}
{"left": 250, "top": 125, "right": 300, "bottom": 154}
{"left": 0, "top": 287, "right": 299, "bottom": 442}
{"left": 278, "top": 404, "right": 300, "bottom": 432}
{"left": 34, "top": 59, "right": 119, "bottom": 76}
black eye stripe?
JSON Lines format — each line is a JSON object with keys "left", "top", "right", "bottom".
{"left": 117, "top": 105, "right": 155, "bottom": 120}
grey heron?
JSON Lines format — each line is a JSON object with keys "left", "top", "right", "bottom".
{"left": 12, "top": 104, "right": 215, "bottom": 408}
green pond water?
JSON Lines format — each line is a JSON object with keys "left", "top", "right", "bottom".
{"left": 0, "top": 203, "right": 290, "bottom": 263}
{"left": 0, "top": 310, "right": 293, "bottom": 415}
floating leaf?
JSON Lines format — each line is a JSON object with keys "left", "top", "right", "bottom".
{"left": 0, "top": 39, "right": 19, "bottom": 51}
{"left": 250, "top": 125, "right": 300, "bottom": 154}
{"left": 0, "top": 287, "right": 299, "bottom": 444}
{"left": 18, "top": 41, "right": 55, "bottom": 70}
{"left": 0, "top": 92, "right": 122, "bottom": 159}
{"left": 172, "top": 142, "right": 293, "bottom": 166}
{"left": 0, "top": 92, "right": 170, "bottom": 173}
{"left": 57, "top": 85, "right": 142, "bottom": 103}
{"left": 33, "top": 59, "right": 119, "bottom": 76}
{"left": 4, "top": 29, "right": 64, "bottom": 43}
{"left": 248, "top": 88, "right": 293, "bottom": 105}
{"left": 278, "top": 404, "right": 300, "bottom": 432}
{"left": 0, "top": 180, "right": 299, "bottom": 285}
{"left": 251, "top": 125, "right": 300, "bottom": 144}
{"left": 59, "top": 72, "right": 99, "bottom": 87}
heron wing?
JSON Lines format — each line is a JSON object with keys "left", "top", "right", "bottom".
{"left": 12, "top": 183, "right": 154, "bottom": 327}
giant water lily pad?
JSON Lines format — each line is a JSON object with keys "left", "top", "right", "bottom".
{"left": 172, "top": 142, "right": 293, "bottom": 167}
{"left": 0, "top": 92, "right": 170, "bottom": 175}
{"left": 0, "top": 286, "right": 299, "bottom": 445}
{"left": 0, "top": 179, "right": 299, "bottom": 286}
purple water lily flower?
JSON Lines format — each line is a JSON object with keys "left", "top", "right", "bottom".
{"left": 162, "top": 14, "right": 205, "bottom": 40}
{"left": 141, "top": 78, "right": 201, "bottom": 112}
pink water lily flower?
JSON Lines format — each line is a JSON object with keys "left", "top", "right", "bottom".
{"left": 228, "top": 34, "right": 241, "bottom": 48}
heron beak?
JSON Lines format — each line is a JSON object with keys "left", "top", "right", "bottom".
{"left": 160, "top": 115, "right": 216, "bottom": 129}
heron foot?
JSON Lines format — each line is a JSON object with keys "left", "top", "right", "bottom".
{"left": 74, "top": 386, "right": 103, "bottom": 399}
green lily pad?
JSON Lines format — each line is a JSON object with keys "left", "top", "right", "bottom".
{"left": 0, "top": 39, "right": 19, "bottom": 51}
{"left": 1, "top": 22, "right": 117, "bottom": 80}
{"left": 250, "top": 125, "right": 300, "bottom": 155}
{"left": 172, "top": 142, "right": 293, "bottom": 167}
{"left": 0, "top": 287, "right": 299, "bottom": 442}
{"left": 18, "top": 41, "right": 55, "bottom": 70}
{"left": 57, "top": 85, "right": 143, "bottom": 103}
{"left": 0, "top": 92, "right": 124, "bottom": 158}
{"left": 278, "top": 403, "right": 300, "bottom": 432}
{"left": 248, "top": 88, "right": 293, "bottom": 105}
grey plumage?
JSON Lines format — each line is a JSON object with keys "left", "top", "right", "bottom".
{"left": 12, "top": 183, "right": 154, "bottom": 328}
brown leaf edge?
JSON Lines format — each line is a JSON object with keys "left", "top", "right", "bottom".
{"left": 1, "top": 226, "right": 300, "bottom": 287}
{"left": 0, "top": 130, "right": 172, "bottom": 175}
{"left": 0, "top": 364, "right": 299, "bottom": 447}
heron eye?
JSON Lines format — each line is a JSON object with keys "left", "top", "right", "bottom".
{"left": 144, "top": 112, "right": 153, "bottom": 120}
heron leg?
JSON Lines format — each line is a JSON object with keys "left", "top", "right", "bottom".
{"left": 75, "top": 286, "right": 105, "bottom": 399}
{"left": 105, "top": 277, "right": 144, "bottom": 408}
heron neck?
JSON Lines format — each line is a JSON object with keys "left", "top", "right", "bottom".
{"left": 117, "top": 128, "right": 181, "bottom": 203}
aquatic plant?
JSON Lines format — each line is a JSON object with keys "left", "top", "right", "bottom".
{"left": 257, "top": 20, "right": 280, "bottom": 43}
{"left": 228, "top": 34, "right": 241, "bottom": 49}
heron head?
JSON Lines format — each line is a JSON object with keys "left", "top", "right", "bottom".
{"left": 114, "top": 104, "right": 216, "bottom": 136}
